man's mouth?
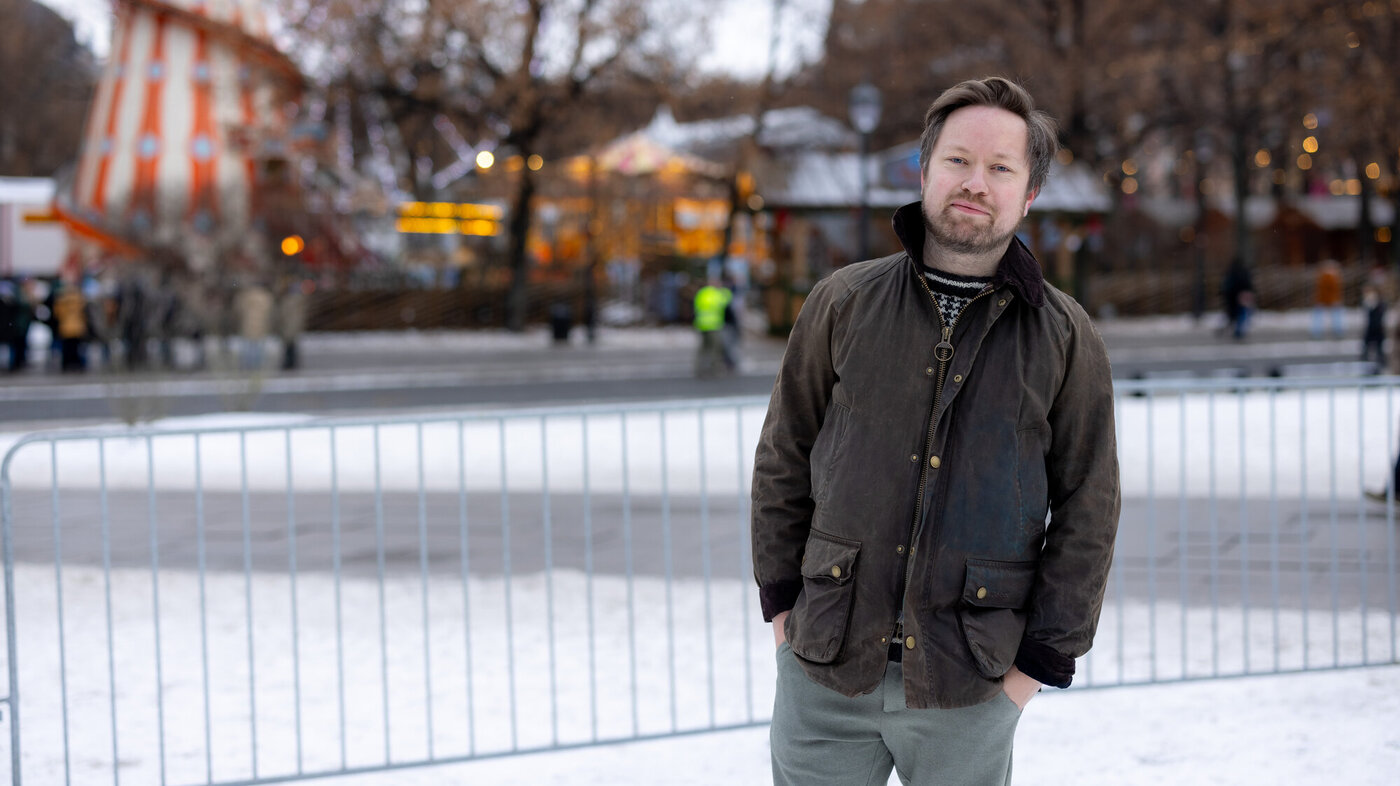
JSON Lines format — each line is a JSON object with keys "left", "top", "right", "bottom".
{"left": 948, "top": 201, "right": 991, "bottom": 217}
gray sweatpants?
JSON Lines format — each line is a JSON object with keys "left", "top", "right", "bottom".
{"left": 770, "top": 642, "right": 1021, "bottom": 786}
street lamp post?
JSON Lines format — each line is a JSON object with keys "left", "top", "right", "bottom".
{"left": 849, "top": 82, "right": 882, "bottom": 262}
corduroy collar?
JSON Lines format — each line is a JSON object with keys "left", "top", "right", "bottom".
{"left": 891, "top": 202, "right": 1047, "bottom": 308}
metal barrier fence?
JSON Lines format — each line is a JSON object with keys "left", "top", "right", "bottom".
{"left": 2, "top": 378, "right": 1398, "bottom": 785}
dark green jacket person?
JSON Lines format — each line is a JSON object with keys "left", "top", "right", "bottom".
{"left": 753, "top": 77, "right": 1119, "bottom": 786}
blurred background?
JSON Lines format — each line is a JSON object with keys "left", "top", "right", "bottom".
{"left": 3, "top": 6, "right": 1399, "bottom": 784}
{"left": 1, "top": 0, "right": 1397, "bottom": 370}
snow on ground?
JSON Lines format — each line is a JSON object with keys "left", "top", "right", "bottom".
{"left": 6, "top": 562, "right": 1397, "bottom": 786}
{"left": 349, "top": 666, "right": 1400, "bottom": 786}
{"left": 3, "top": 379, "right": 1400, "bottom": 785}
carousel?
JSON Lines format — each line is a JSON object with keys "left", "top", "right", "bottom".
{"left": 55, "top": 0, "right": 309, "bottom": 273}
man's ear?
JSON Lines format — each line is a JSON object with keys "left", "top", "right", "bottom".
{"left": 1022, "top": 187, "right": 1039, "bottom": 217}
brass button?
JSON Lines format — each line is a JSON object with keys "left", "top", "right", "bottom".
{"left": 976, "top": 587, "right": 988, "bottom": 600}
{"left": 953, "top": 374, "right": 963, "bottom": 383}
{"left": 905, "top": 636, "right": 916, "bottom": 650}
{"left": 909, "top": 454, "right": 919, "bottom": 463}
{"left": 896, "top": 545, "right": 905, "bottom": 554}
{"left": 998, "top": 299, "right": 1007, "bottom": 307}
{"left": 880, "top": 636, "right": 888, "bottom": 644}
{"left": 926, "top": 367, "right": 934, "bottom": 376}
{"left": 831, "top": 565, "right": 842, "bottom": 579}
{"left": 930, "top": 455, "right": 941, "bottom": 469}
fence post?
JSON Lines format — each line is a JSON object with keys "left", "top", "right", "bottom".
{"left": 3, "top": 449, "right": 23, "bottom": 786}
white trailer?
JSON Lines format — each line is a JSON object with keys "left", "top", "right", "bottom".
{"left": 0, "top": 177, "right": 68, "bottom": 277}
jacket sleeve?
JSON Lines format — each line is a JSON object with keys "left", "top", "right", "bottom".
{"left": 751, "top": 277, "right": 843, "bottom": 622}
{"left": 1015, "top": 304, "right": 1121, "bottom": 687}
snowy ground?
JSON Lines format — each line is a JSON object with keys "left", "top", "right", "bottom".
{"left": 6, "top": 563, "right": 1397, "bottom": 786}
{"left": 3, "top": 382, "right": 1400, "bottom": 785}
{"left": 352, "top": 665, "right": 1400, "bottom": 786}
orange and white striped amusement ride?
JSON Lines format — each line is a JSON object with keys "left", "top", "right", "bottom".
{"left": 55, "top": 0, "right": 308, "bottom": 274}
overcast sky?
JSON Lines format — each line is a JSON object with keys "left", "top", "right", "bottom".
{"left": 38, "top": 0, "right": 831, "bottom": 80}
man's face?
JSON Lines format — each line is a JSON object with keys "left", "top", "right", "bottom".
{"left": 920, "top": 105, "right": 1038, "bottom": 257}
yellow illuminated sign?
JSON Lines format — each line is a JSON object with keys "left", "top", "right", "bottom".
{"left": 396, "top": 202, "right": 504, "bottom": 235}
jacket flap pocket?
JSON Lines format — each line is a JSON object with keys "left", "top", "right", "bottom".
{"left": 962, "top": 559, "right": 1036, "bottom": 609}
{"left": 800, "top": 530, "right": 860, "bottom": 584}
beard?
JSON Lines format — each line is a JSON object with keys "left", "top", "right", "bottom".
{"left": 922, "top": 200, "right": 1020, "bottom": 257}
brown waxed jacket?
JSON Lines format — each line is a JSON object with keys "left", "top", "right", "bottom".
{"left": 751, "top": 203, "right": 1120, "bottom": 709}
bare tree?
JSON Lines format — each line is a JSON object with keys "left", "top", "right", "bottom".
{"left": 0, "top": 0, "right": 96, "bottom": 176}
{"left": 278, "top": 0, "right": 710, "bottom": 330}
{"left": 1307, "top": 0, "right": 1400, "bottom": 268}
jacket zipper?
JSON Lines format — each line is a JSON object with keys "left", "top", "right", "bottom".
{"left": 893, "top": 274, "right": 994, "bottom": 645}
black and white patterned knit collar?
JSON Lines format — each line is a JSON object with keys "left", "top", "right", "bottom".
{"left": 892, "top": 202, "right": 1047, "bottom": 308}
{"left": 923, "top": 267, "right": 993, "bottom": 326}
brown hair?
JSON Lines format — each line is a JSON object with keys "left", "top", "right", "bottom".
{"left": 917, "top": 76, "right": 1059, "bottom": 195}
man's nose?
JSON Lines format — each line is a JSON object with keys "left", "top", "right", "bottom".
{"left": 962, "top": 168, "right": 988, "bottom": 194}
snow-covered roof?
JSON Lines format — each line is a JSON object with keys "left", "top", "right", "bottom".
{"left": 756, "top": 151, "right": 912, "bottom": 209}
{"left": 757, "top": 149, "right": 1112, "bottom": 213}
{"left": 1031, "top": 162, "right": 1113, "bottom": 213}
{"left": 1133, "top": 197, "right": 1199, "bottom": 229}
{"left": 1291, "top": 195, "right": 1395, "bottom": 230}
{"left": 1133, "top": 194, "right": 1390, "bottom": 230}
{"left": 643, "top": 105, "right": 857, "bottom": 155}
{"left": 0, "top": 177, "right": 56, "bottom": 205}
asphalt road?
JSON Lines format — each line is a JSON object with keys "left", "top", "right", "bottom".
{"left": 5, "top": 487, "right": 1394, "bottom": 612}
{"left": 0, "top": 327, "right": 786, "bottom": 426}
{"left": 0, "top": 310, "right": 1386, "bottom": 426}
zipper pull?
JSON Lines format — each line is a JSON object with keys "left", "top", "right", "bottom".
{"left": 934, "top": 326, "right": 954, "bottom": 363}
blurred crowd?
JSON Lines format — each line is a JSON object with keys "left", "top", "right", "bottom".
{"left": 0, "top": 271, "right": 311, "bottom": 375}
{"left": 1217, "top": 258, "right": 1400, "bottom": 373}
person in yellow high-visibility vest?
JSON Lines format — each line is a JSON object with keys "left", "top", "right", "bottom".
{"left": 693, "top": 276, "right": 733, "bottom": 377}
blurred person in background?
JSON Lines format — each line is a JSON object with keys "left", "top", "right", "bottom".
{"left": 1371, "top": 294, "right": 1400, "bottom": 502}
{"left": 1360, "top": 282, "right": 1386, "bottom": 369}
{"left": 752, "top": 77, "right": 1119, "bottom": 786}
{"left": 693, "top": 273, "right": 733, "bottom": 377}
{"left": 1220, "top": 257, "right": 1255, "bottom": 340}
{"left": 1312, "top": 259, "right": 1344, "bottom": 339}
{"left": 236, "top": 277, "right": 274, "bottom": 371}
{"left": 212, "top": 277, "right": 238, "bottom": 368}
{"left": 152, "top": 270, "right": 182, "bottom": 369}
{"left": 721, "top": 273, "right": 741, "bottom": 373}
{"left": 39, "top": 279, "right": 60, "bottom": 370}
{"left": 181, "top": 276, "right": 211, "bottom": 370}
{"left": 275, "top": 275, "right": 308, "bottom": 370}
{"left": 1, "top": 278, "right": 34, "bottom": 372}
{"left": 117, "top": 271, "right": 151, "bottom": 370}
{"left": 52, "top": 278, "right": 89, "bottom": 372}
{"left": 84, "top": 273, "right": 117, "bottom": 370}
{"left": 0, "top": 280, "right": 16, "bottom": 370}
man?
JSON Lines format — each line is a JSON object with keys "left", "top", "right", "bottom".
{"left": 52, "top": 277, "right": 90, "bottom": 372}
{"left": 1311, "top": 259, "right": 1343, "bottom": 339}
{"left": 0, "top": 278, "right": 32, "bottom": 372}
{"left": 751, "top": 77, "right": 1120, "bottom": 785}
{"left": 693, "top": 274, "right": 734, "bottom": 377}
{"left": 275, "top": 274, "right": 308, "bottom": 370}
{"left": 236, "top": 277, "right": 274, "bottom": 371}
